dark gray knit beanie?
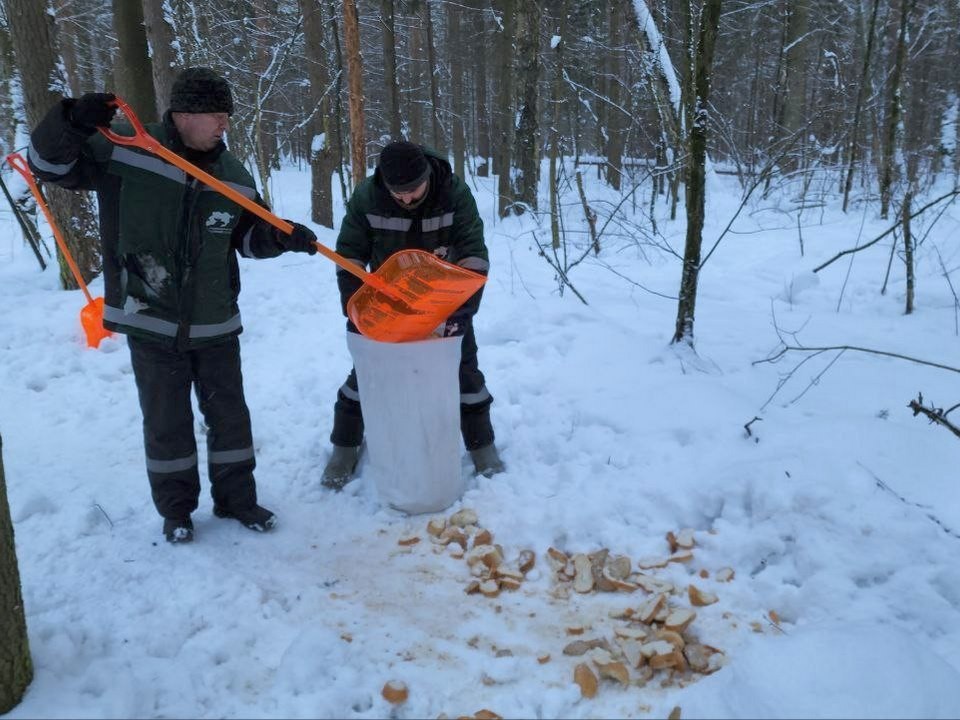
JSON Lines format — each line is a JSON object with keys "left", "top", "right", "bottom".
{"left": 169, "top": 67, "right": 234, "bottom": 115}
{"left": 379, "top": 141, "right": 430, "bottom": 192}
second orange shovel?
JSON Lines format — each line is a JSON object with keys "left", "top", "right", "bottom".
{"left": 6, "top": 152, "right": 113, "bottom": 349}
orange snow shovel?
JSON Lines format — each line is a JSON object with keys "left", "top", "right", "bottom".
{"left": 5, "top": 152, "right": 113, "bottom": 349}
{"left": 98, "top": 98, "right": 486, "bottom": 343}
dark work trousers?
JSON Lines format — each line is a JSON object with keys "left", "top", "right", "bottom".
{"left": 330, "top": 320, "right": 495, "bottom": 451}
{"left": 128, "top": 335, "right": 258, "bottom": 521}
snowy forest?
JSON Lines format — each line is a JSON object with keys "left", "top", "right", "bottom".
{"left": 1, "top": 0, "right": 959, "bottom": 309}
{"left": 3, "top": 0, "right": 960, "bottom": 718}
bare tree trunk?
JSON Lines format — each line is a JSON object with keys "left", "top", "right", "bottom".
{"left": 604, "top": 0, "right": 626, "bottom": 191}
{"left": 408, "top": 3, "right": 425, "bottom": 141}
{"left": 303, "top": 0, "right": 338, "bottom": 228}
{"left": 842, "top": 0, "right": 881, "bottom": 212}
{"left": 470, "top": 0, "right": 490, "bottom": 176}
{"left": 342, "top": 0, "right": 366, "bottom": 186}
{"left": 141, "top": 0, "right": 180, "bottom": 114}
{"left": 673, "top": 0, "right": 722, "bottom": 346}
{"left": 549, "top": 0, "right": 568, "bottom": 250}
{"left": 879, "top": 0, "right": 914, "bottom": 220}
{"left": 902, "top": 190, "right": 914, "bottom": 315}
{"left": 0, "top": 22, "right": 16, "bottom": 155}
{"left": 422, "top": 0, "right": 442, "bottom": 151}
{"left": 381, "top": 0, "right": 402, "bottom": 140}
{"left": 8, "top": 0, "right": 102, "bottom": 290}
{"left": 491, "top": 0, "right": 516, "bottom": 217}
{"left": 777, "top": 0, "right": 809, "bottom": 175}
{"left": 113, "top": 0, "right": 158, "bottom": 122}
{"left": 0, "top": 433, "right": 33, "bottom": 715}
{"left": 52, "top": 0, "right": 79, "bottom": 96}
{"left": 447, "top": 0, "right": 465, "bottom": 178}
{"left": 631, "top": 0, "right": 683, "bottom": 218}
{"left": 513, "top": 0, "right": 541, "bottom": 212}
{"left": 327, "top": 0, "right": 350, "bottom": 199}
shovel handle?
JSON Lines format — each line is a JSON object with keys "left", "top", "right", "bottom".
{"left": 98, "top": 98, "right": 397, "bottom": 297}
{"left": 5, "top": 152, "right": 95, "bottom": 305}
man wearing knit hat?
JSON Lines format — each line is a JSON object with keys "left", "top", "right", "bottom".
{"left": 28, "top": 67, "right": 320, "bottom": 544}
{"left": 321, "top": 140, "right": 504, "bottom": 489}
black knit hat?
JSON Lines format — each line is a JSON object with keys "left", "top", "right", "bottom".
{"left": 169, "top": 67, "right": 234, "bottom": 115}
{"left": 379, "top": 141, "right": 430, "bottom": 192}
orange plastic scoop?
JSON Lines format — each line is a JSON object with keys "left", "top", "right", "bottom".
{"left": 98, "top": 98, "right": 486, "bottom": 343}
{"left": 347, "top": 250, "right": 485, "bottom": 342}
{"left": 6, "top": 152, "right": 113, "bottom": 349}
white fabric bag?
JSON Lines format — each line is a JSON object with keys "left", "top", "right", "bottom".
{"left": 346, "top": 331, "right": 465, "bottom": 514}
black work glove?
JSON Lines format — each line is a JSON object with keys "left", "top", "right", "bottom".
{"left": 69, "top": 93, "right": 117, "bottom": 133}
{"left": 280, "top": 221, "right": 318, "bottom": 254}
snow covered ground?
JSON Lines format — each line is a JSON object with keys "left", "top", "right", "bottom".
{"left": 2, "top": 162, "right": 960, "bottom": 719}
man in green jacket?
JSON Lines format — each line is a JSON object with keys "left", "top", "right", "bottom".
{"left": 28, "top": 67, "right": 318, "bottom": 543}
{"left": 322, "top": 140, "right": 504, "bottom": 489}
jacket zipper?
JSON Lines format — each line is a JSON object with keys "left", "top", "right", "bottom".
{"left": 174, "top": 178, "right": 200, "bottom": 349}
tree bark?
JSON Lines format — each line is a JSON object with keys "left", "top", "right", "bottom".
{"left": 470, "top": 0, "right": 490, "bottom": 176}
{"left": 113, "top": 0, "right": 158, "bottom": 122}
{"left": 303, "top": 0, "right": 339, "bottom": 228}
{"left": 381, "top": 0, "right": 402, "bottom": 140}
{"left": 7, "top": 0, "right": 102, "bottom": 290}
{"left": 491, "top": 0, "right": 516, "bottom": 217}
{"left": 0, "top": 433, "right": 33, "bottom": 715}
{"left": 902, "top": 190, "right": 914, "bottom": 315}
{"left": 447, "top": 0, "right": 466, "bottom": 179}
{"left": 52, "top": 0, "right": 80, "bottom": 96}
{"left": 777, "top": 0, "right": 810, "bottom": 174}
{"left": 0, "top": 21, "right": 16, "bottom": 155}
{"left": 342, "top": 0, "right": 367, "bottom": 186}
{"left": 141, "top": 0, "right": 180, "bottom": 114}
{"left": 549, "top": 0, "right": 568, "bottom": 249}
{"left": 422, "top": 0, "right": 442, "bottom": 151}
{"left": 841, "top": 0, "right": 881, "bottom": 212}
{"left": 673, "top": 0, "right": 722, "bottom": 346}
{"left": 408, "top": 3, "right": 425, "bottom": 141}
{"left": 513, "top": 0, "right": 541, "bottom": 212}
{"left": 604, "top": 0, "right": 626, "bottom": 191}
{"left": 879, "top": 0, "right": 915, "bottom": 220}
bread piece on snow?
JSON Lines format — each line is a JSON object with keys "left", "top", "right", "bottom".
{"left": 426, "top": 517, "right": 446, "bottom": 536}
{"left": 572, "top": 554, "right": 595, "bottom": 593}
{"left": 574, "top": 663, "right": 599, "bottom": 698}
{"left": 688, "top": 584, "right": 719, "bottom": 607}
{"left": 663, "top": 608, "right": 697, "bottom": 633}
{"left": 449, "top": 508, "right": 478, "bottom": 527}
{"left": 715, "top": 567, "right": 735, "bottom": 582}
{"left": 381, "top": 680, "right": 408, "bottom": 703}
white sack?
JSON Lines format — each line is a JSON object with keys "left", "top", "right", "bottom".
{"left": 346, "top": 331, "right": 465, "bottom": 514}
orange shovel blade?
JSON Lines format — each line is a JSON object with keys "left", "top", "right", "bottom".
{"left": 80, "top": 297, "right": 113, "bottom": 349}
{"left": 347, "top": 250, "right": 486, "bottom": 343}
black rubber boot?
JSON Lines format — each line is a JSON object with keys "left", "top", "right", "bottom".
{"left": 212, "top": 504, "right": 277, "bottom": 532}
{"left": 164, "top": 516, "right": 194, "bottom": 544}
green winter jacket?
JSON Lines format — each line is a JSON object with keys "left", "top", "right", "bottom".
{"left": 335, "top": 147, "right": 489, "bottom": 320}
{"left": 29, "top": 103, "right": 288, "bottom": 349}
